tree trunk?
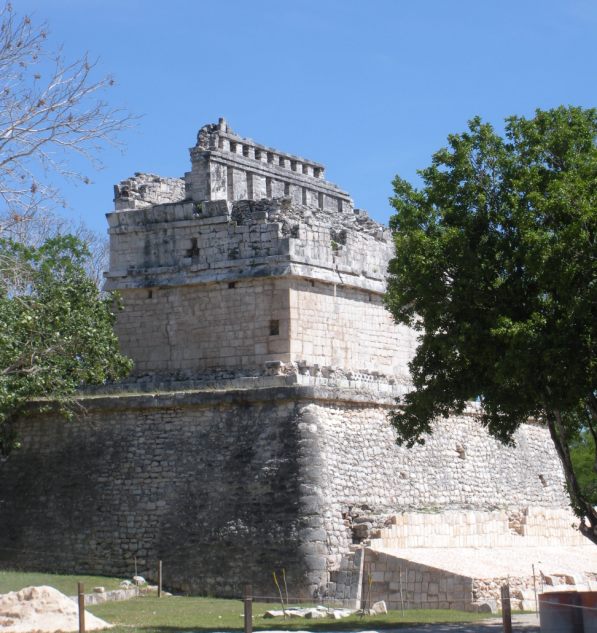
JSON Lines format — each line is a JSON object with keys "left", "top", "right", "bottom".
{"left": 546, "top": 408, "right": 597, "bottom": 545}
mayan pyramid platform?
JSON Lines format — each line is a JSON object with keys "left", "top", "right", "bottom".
{"left": 0, "top": 119, "right": 594, "bottom": 608}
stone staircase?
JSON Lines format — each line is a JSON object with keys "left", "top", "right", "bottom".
{"left": 329, "top": 507, "right": 597, "bottom": 612}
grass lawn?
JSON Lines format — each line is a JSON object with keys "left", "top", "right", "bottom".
{"left": 89, "top": 595, "right": 492, "bottom": 633}
{"left": 1, "top": 570, "right": 493, "bottom": 631}
{"left": 0, "top": 569, "right": 124, "bottom": 596}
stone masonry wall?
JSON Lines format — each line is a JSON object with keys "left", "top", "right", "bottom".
{"left": 114, "top": 173, "right": 185, "bottom": 210}
{"left": 106, "top": 198, "right": 391, "bottom": 294}
{"left": 114, "top": 275, "right": 417, "bottom": 381}
{"left": 184, "top": 118, "right": 353, "bottom": 213}
{"left": 0, "top": 386, "right": 570, "bottom": 599}
{"left": 106, "top": 194, "right": 410, "bottom": 379}
{"left": 360, "top": 549, "right": 474, "bottom": 611}
{"left": 0, "top": 389, "right": 327, "bottom": 597}
{"left": 302, "top": 401, "right": 570, "bottom": 571}
{"left": 114, "top": 278, "right": 291, "bottom": 375}
{"left": 289, "top": 280, "right": 416, "bottom": 381}
{"left": 369, "top": 508, "right": 587, "bottom": 550}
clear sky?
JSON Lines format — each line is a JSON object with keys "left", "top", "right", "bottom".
{"left": 17, "top": 0, "right": 597, "bottom": 235}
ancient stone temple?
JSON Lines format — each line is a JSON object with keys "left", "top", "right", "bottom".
{"left": 1, "top": 119, "right": 595, "bottom": 610}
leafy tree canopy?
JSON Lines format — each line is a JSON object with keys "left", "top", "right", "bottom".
{"left": 0, "top": 235, "right": 132, "bottom": 454}
{"left": 385, "top": 106, "right": 597, "bottom": 542}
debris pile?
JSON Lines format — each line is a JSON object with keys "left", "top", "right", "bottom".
{"left": 0, "top": 585, "right": 112, "bottom": 633}
{"left": 263, "top": 601, "right": 387, "bottom": 620}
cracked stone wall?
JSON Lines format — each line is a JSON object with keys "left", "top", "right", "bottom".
{"left": 106, "top": 194, "right": 415, "bottom": 379}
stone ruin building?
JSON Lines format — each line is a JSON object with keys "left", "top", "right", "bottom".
{"left": 1, "top": 118, "right": 596, "bottom": 611}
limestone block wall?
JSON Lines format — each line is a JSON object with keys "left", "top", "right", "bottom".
{"left": 114, "top": 278, "right": 291, "bottom": 375}
{"left": 184, "top": 118, "right": 353, "bottom": 214}
{"left": 303, "top": 402, "right": 569, "bottom": 569}
{"left": 289, "top": 279, "right": 417, "bottom": 379}
{"left": 0, "top": 390, "right": 330, "bottom": 597}
{"left": 0, "top": 386, "right": 571, "bottom": 599}
{"left": 106, "top": 201, "right": 289, "bottom": 278}
{"left": 358, "top": 549, "right": 474, "bottom": 611}
{"left": 106, "top": 198, "right": 391, "bottom": 293}
{"left": 113, "top": 275, "right": 416, "bottom": 381}
{"left": 368, "top": 508, "right": 587, "bottom": 550}
{"left": 106, "top": 194, "right": 411, "bottom": 379}
{"left": 113, "top": 173, "right": 185, "bottom": 210}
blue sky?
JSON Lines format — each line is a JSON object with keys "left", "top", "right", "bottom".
{"left": 17, "top": 0, "right": 597, "bottom": 234}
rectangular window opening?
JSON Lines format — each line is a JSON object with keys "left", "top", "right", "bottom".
{"left": 228, "top": 281, "right": 236, "bottom": 289}
{"left": 269, "top": 319, "right": 280, "bottom": 336}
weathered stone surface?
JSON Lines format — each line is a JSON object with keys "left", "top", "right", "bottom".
{"left": 370, "top": 600, "right": 387, "bottom": 615}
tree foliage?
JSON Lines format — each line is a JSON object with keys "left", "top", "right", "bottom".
{"left": 385, "top": 106, "right": 597, "bottom": 542}
{"left": 0, "top": 235, "right": 132, "bottom": 454}
{"left": 571, "top": 429, "right": 597, "bottom": 506}
{"left": 0, "top": 2, "right": 133, "bottom": 234}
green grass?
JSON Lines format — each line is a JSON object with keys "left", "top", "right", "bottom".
{"left": 1, "top": 570, "right": 493, "bottom": 631}
{"left": 0, "top": 569, "right": 125, "bottom": 596}
{"left": 89, "top": 595, "right": 491, "bottom": 633}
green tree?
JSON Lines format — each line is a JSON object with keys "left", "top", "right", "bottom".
{"left": 571, "top": 429, "right": 597, "bottom": 506}
{"left": 385, "top": 106, "right": 597, "bottom": 543}
{"left": 0, "top": 235, "right": 132, "bottom": 454}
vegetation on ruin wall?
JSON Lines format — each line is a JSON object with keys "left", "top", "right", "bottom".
{"left": 0, "top": 235, "right": 132, "bottom": 454}
{"left": 385, "top": 106, "right": 597, "bottom": 542}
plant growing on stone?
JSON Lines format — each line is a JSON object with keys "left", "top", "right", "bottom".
{"left": 0, "top": 234, "right": 133, "bottom": 454}
{"left": 385, "top": 106, "right": 597, "bottom": 544}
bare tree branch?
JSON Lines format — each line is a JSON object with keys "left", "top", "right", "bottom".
{"left": 0, "top": 2, "right": 136, "bottom": 233}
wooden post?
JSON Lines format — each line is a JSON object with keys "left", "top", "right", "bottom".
{"left": 405, "top": 567, "right": 409, "bottom": 610}
{"left": 501, "top": 584, "right": 512, "bottom": 633}
{"left": 157, "top": 560, "right": 162, "bottom": 598}
{"left": 532, "top": 564, "right": 538, "bottom": 617}
{"left": 243, "top": 584, "right": 253, "bottom": 633}
{"left": 77, "top": 582, "right": 85, "bottom": 633}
